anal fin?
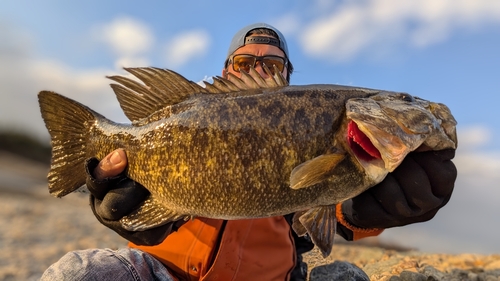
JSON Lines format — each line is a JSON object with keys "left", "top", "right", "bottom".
{"left": 292, "top": 205, "right": 337, "bottom": 258}
{"left": 291, "top": 210, "right": 308, "bottom": 236}
{"left": 120, "top": 196, "right": 187, "bottom": 231}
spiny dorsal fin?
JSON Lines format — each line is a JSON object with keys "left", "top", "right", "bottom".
{"left": 208, "top": 76, "right": 240, "bottom": 93}
{"left": 225, "top": 64, "right": 288, "bottom": 89}
{"left": 205, "top": 63, "right": 288, "bottom": 92}
{"left": 107, "top": 66, "right": 289, "bottom": 122}
{"left": 107, "top": 67, "right": 207, "bottom": 122}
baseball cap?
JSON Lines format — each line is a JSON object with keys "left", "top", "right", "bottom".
{"left": 225, "top": 23, "right": 290, "bottom": 62}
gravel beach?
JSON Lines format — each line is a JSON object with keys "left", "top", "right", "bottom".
{"left": 1, "top": 151, "right": 499, "bottom": 281}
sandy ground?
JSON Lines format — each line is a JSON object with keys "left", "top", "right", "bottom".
{"left": 0, "top": 152, "right": 127, "bottom": 280}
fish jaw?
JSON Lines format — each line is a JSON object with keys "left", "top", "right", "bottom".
{"left": 348, "top": 119, "right": 413, "bottom": 172}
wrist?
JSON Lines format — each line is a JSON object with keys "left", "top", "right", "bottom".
{"left": 336, "top": 203, "right": 384, "bottom": 240}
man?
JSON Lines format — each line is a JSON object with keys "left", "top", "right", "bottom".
{"left": 42, "top": 23, "right": 456, "bottom": 281}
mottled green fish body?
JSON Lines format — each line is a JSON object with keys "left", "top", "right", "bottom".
{"left": 38, "top": 67, "right": 457, "bottom": 257}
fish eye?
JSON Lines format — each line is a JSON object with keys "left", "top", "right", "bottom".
{"left": 398, "top": 93, "right": 414, "bottom": 102}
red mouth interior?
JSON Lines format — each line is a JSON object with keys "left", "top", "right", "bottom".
{"left": 347, "top": 121, "right": 382, "bottom": 161}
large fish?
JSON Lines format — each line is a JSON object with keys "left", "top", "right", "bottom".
{"left": 38, "top": 67, "right": 457, "bottom": 257}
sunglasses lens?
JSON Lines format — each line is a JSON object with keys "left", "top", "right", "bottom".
{"left": 231, "top": 55, "right": 286, "bottom": 75}
{"left": 232, "top": 55, "right": 255, "bottom": 73}
{"left": 261, "top": 57, "right": 285, "bottom": 73}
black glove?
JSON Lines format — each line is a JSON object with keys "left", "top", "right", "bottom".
{"left": 341, "top": 149, "right": 457, "bottom": 230}
{"left": 85, "top": 158, "right": 184, "bottom": 245}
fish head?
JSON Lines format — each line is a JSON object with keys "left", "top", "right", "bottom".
{"left": 345, "top": 92, "right": 457, "bottom": 173}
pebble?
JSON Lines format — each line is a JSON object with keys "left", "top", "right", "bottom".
{"left": 309, "top": 261, "right": 369, "bottom": 281}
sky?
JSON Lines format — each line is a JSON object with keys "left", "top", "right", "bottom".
{"left": 1, "top": 0, "right": 499, "bottom": 254}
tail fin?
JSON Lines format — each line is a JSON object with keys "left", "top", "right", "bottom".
{"left": 38, "top": 91, "right": 103, "bottom": 197}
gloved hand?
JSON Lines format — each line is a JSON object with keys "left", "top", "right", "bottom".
{"left": 341, "top": 149, "right": 457, "bottom": 230}
{"left": 86, "top": 149, "right": 184, "bottom": 246}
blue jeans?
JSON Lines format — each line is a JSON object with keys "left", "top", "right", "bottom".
{"left": 40, "top": 248, "right": 176, "bottom": 281}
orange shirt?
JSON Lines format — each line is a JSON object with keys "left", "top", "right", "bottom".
{"left": 129, "top": 204, "right": 383, "bottom": 281}
{"left": 130, "top": 216, "right": 296, "bottom": 281}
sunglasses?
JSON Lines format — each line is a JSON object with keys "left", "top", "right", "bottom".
{"left": 227, "top": 54, "right": 287, "bottom": 75}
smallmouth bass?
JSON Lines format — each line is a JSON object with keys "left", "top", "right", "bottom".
{"left": 38, "top": 67, "right": 457, "bottom": 256}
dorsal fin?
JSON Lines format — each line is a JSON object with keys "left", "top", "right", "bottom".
{"left": 107, "top": 67, "right": 207, "bottom": 122}
{"left": 107, "top": 66, "right": 289, "bottom": 122}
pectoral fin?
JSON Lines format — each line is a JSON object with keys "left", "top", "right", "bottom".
{"left": 290, "top": 153, "right": 345, "bottom": 189}
{"left": 120, "top": 196, "right": 188, "bottom": 231}
{"left": 292, "top": 205, "right": 337, "bottom": 258}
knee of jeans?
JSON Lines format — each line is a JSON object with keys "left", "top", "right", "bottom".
{"left": 41, "top": 249, "right": 130, "bottom": 280}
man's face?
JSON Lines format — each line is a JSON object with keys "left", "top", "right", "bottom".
{"left": 223, "top": 38, "right": 288, "bottom": 80}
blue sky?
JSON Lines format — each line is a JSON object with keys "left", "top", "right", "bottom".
{"left": 1, "top": 0, "right": 500, "bottom": 254}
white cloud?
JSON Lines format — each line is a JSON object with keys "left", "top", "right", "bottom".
{"left": 0, "top": 23, "right": 128, "bottom": 141}
{"left": 114, "top": 56, "right": 151, "bottom": 69}
{"left": 163, "top": 30, "right": 211, "bottom": 68}
{"left": 457, "top": 125, "right": 492, "bottom": 150}
{"left": 272, "top": 14, "right": 301, "bottom": 36}
{"left": 1, "top": 17, "right": 214, "bottom": 144}
{"left": 96, "top": 16, "right": 154, "bottom": 57}
{"left": 0, "top": 20, "right": 209, "bottom": 142}
{"left": 0, "top": 21, "right": 34, "bottom": 61}
{"left": 455, "top": 151, "right": 500, "bottom": 182}
{"left": 299, "top": 0, "right": 500, "bottom": 61}
{"left": 301, "top": 5, "right": 377, "bottom": 61}
{"left": 0, "top": 57, "right": 126, "bottom": 141}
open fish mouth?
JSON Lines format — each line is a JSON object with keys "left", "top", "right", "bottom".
{"left": 347, "top": 120, "right": 382, "bottom": 162}
{"left": 346, "top": 118, "right": 416, "bottom": 173}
